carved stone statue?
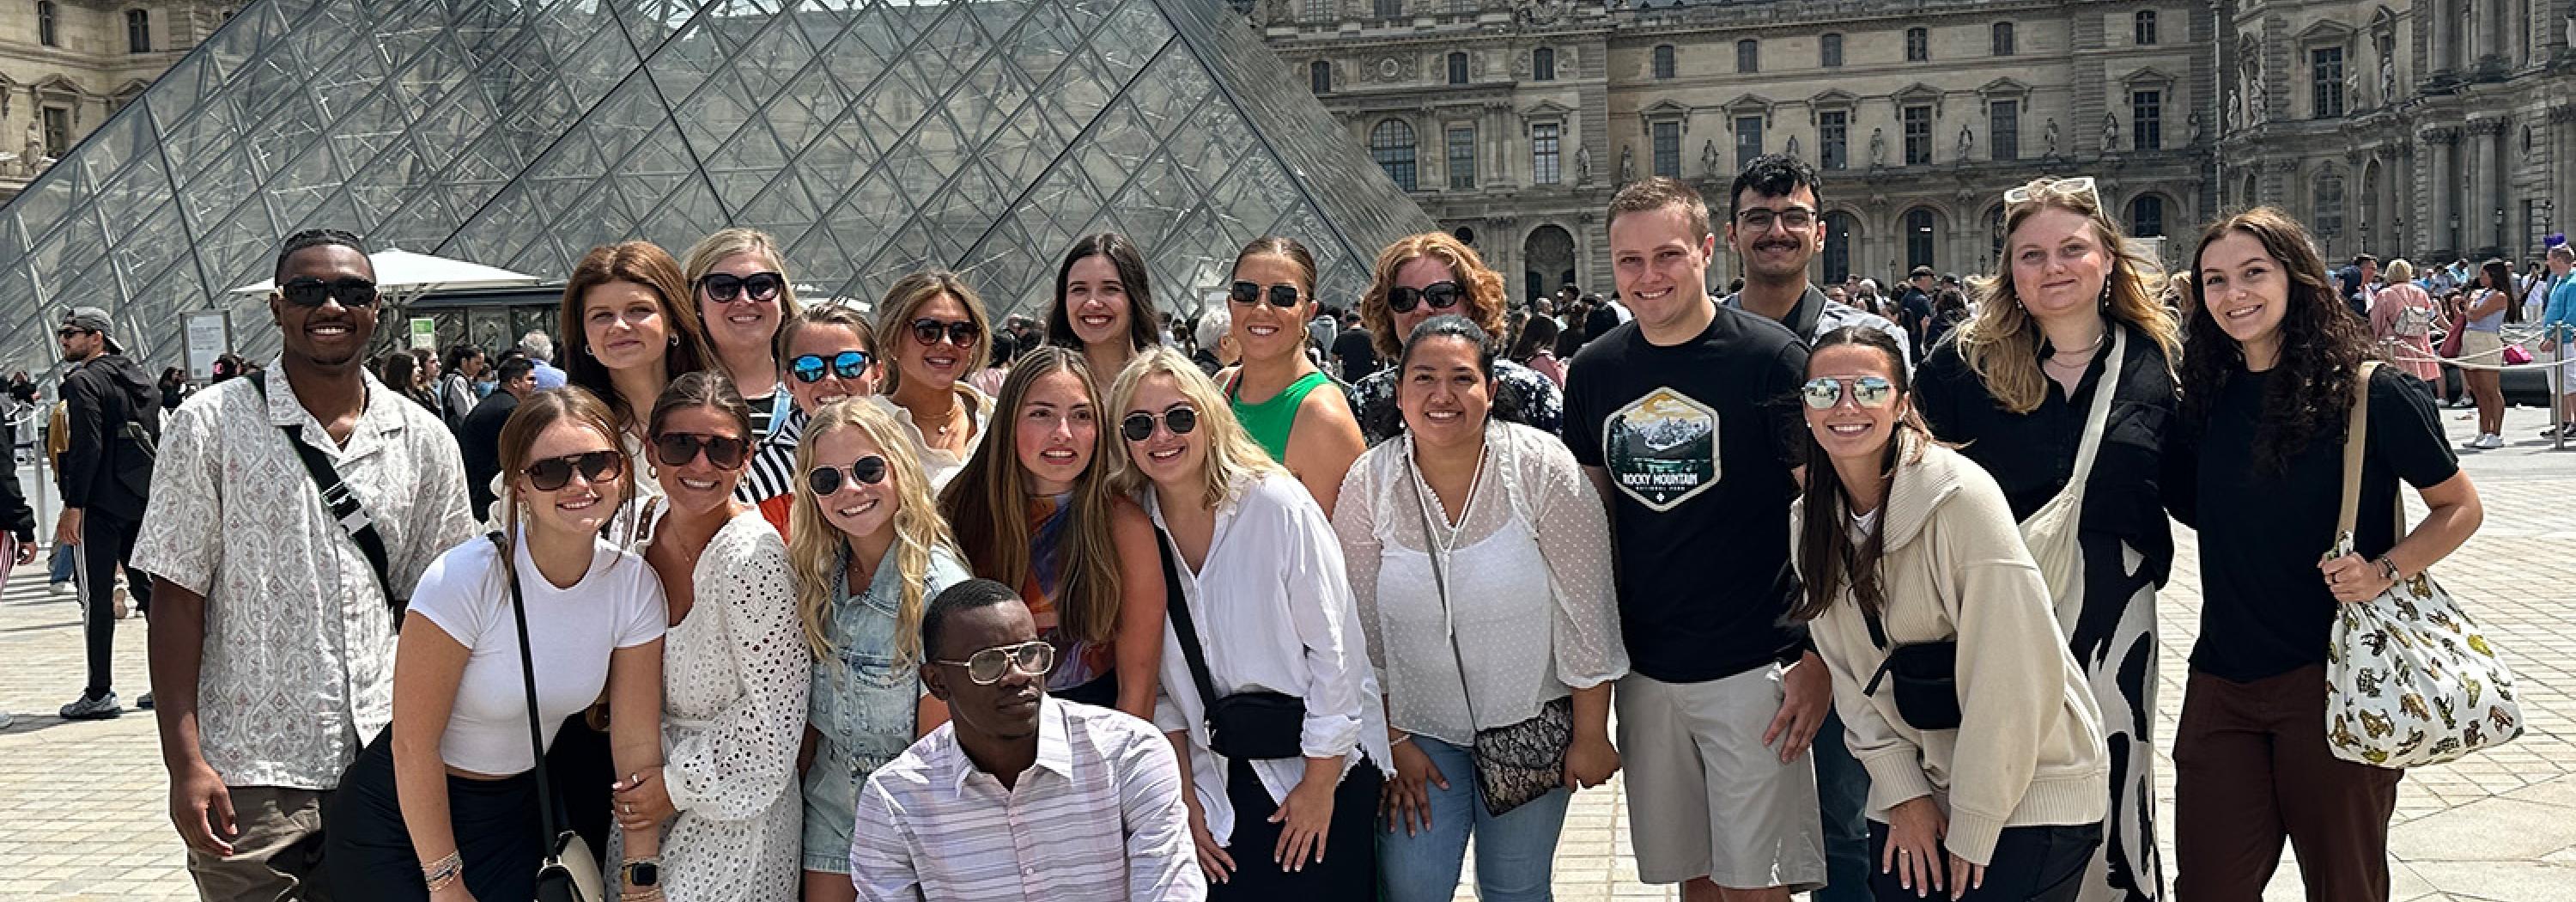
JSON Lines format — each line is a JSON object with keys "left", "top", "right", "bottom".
{"left": 2227, "top": 90, "right": 2245, "bottom": 130}
{"left": 2103, "top": 113, "right": 2121, "bottom": 150}
{"left": 2187, "top": 112, "right": 2203, "bottom": 145}
{"left": 2380, "top": 53, "right": 2397, "bottom": 103}
{"left": 1701, "top": 139, "right": 1722, "bottom": 179}
{"left": 1868, "top": 126, "right": 1887, "bottom": 167}
{"left": 1957, "top": 123, "right": 1974, "bottom": 159}
{"left": 22, "top": 123, "right": 40, "bottom": 172}
{"left": 2043, "top": 118, "right": 2060, "bottom": 157}
{"left": 2566, "top": 14, "right": 2574, "bottom": 50}
{"left": 1577, "top": 144, "right": 1595, "bottom": 185}
{"left": 1785, "top": 134, "right": 1801, "bottom": 159}
{"left": 1617, "top": 145, "right": 1635, "bottom": 185}
{"left": 2248, "top": 64, "right": 2268, "bottom": 125}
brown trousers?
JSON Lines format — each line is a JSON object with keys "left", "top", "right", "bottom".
{"left": 2173, "top": 666, "right": 2402, "bottom": 902}
{"left": 186, "top": 786, "right": 335, "bottom": 902}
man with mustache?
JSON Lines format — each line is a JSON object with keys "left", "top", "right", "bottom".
{"left": 134, "top": 229, "right": 474, "bottom": 900}
{"left": 1717, "top": 154, "right": 1904, "bottom": 902}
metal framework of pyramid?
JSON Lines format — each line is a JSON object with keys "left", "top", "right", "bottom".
{"left": 0, "top": 0, "right": 1435, "bottom": 371}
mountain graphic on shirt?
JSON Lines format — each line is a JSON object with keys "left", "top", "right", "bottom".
{"left": 1604, "top": 387, "right": 1720, "bottom": 511}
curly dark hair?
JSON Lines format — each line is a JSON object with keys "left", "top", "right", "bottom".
{"left": 2177, "top": 207, "right": 2372, "bottom": 474}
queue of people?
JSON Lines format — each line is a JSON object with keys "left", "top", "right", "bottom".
{"left": 108, "top": 157, "right": 2496, "bottom": 902}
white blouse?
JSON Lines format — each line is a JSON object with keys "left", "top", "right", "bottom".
{"left": 611, "top": 510, "right": 808, "bottom": 900}
{"left": 1145, "top": 472, "right": 1393, "bottom": 848}
{"left": 1334, "top": 422, "right": 1627, "bottom": 747}
{"left": 860, "top": 386, "right": 994, "bottom": 494}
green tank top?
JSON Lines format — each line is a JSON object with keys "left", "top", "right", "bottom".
{"left": 1229, "top": 370, "right": 1334, "bottom": 464}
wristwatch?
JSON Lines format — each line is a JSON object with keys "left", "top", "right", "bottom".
{"left": 622, "top": 857, "right": 660, "bottom": 888}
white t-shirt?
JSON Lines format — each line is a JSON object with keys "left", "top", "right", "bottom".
{"left": 406, "top": 534, "right": 666, "bottom": 775}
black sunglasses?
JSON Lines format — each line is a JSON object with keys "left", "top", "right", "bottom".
{"left": 652, "top": 432, "right": 748, "bottom": 470}
{"left": 279, "top": 276, "right": 381, "bottom": 308}
{"left": 701, "top": 271, "right": 784, "bottom": 304}
{"left": 523, "top": 450, "right": 623, "bottom": 492}
{"left": 1120, "top": 406, "right": 1199, "bottom": 442}
{"left": 805, "top": 454, "right": 890, "bottom": 496}
{"left": 1386, "top": 281, "right": 1465, "bottom": 314}
{"left": 789, "top": 350, "right": 872, "bottom": 383}
{"left": 55, "top": 327, "right": 92, "bottom": 339}
{"left": 1228, "top": 281, "right": 1302, "bottom": 308}
{"left": 909, "top": 318, "right": 981, "bottom": 346}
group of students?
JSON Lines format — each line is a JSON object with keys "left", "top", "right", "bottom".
{"left": 135, "top": 151, "right": 2489, "bottom": 902}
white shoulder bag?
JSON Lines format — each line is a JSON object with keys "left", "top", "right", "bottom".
{"left": 2019, "top": 327, "right": 2125, "bottom": 631}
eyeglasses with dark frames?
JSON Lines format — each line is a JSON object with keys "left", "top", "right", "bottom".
{"left": 1228, "top": 281, "right": 1302, "bottom": 308}
{"left": 522, "top": 450, "right": 624, "bottom": 491}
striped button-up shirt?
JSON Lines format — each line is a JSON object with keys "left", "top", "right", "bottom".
{"left": 849, "top": 698, "right": 1202, "bottom": 902}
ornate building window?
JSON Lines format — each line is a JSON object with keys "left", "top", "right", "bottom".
{"left": 1534, "top": 47, "right": 1556, "bottom": 81}
{"left": 1532, "top": 122, "right": 1561, "bottom": 185}
{"left": 2135, "top": 10, "right": 2158, "bottom": 46}
{"left": 2311, "top": 47, "right": 2345, "bottom": 118}
{"left": 41, "top": 106, "right": 70, "bottom": 157}
{"left": 1823, "top": 212, "right": 1857, "bottom": 283}
{"left": 1301, "top": 0, "right": 1330, "bottom": 22}
{"left": 1374, "top": 0, "right": 1401, "bottom": 19}
{"left": 1990, "top": 100, "right": 2019, "bottom": 161}
{"left": 1737, "top": 40, "right": 1759, "bottom": 73}
{"left": 1735, "top": 115, "right": 1762, "bottom": 170}
{"left": 1903, "top": 104, "right": 1932, "bottom": 164}
{"left": 1905, "top": 27, "right": 1929, "bottom": 62}
{"left": 1905, "top": 208, "right": 1938, "bottom": 269}
{"left": 1372, "top": 119, "right": 1419, "bottom": 191}
{"left": 2129, "top": 194, "right": 2166, "bottom": 237}
{"left": 1653, "top": 45, "right": 1677, "bottom": 79}
{"left": 1448, "top": 52, "right": 1467, "bottom": 85}
{"left": 1820, "top": 34, "right": 1844, "bottom": 68}
{"left": 1448, "top": 125, "right": 1477, "bottom": 191}
{"left": 1819, "top": 110, "right": 1849, "bottom": 169}
{"left": 1652, "top": 119, "right": 1682, "bottom": 178}
{"left": 38, "top": 1, "right": 58, "bottom": 47}
{"left": 2313, "top": 172, "right": 2346, "bottom": 248}
{"left": 126, "top": 9, "right": 151, "bottom": 53}
{"left": 1992, "top": 22, "right": 2016, "bottom": 56}
{"left": 2130, "top": 90, "right": 2161, "bottom": 150}
{"left": 1309, "top": 60, "right": 1331, "bottom": 94}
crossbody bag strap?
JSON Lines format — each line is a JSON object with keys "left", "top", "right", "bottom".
{"left": 1152, "top": 523, "right": 1225, "bottom": 719}
{"left": 490, "top": 531, "right": 568, "bottom": 863}
{"left": 1403, "top": 439, "right": 1483, "bottom": 731}
{"left": 2062, "top": 327, "right": 2129, "bottom": 497}
{"left": 2333, "top": 362, "right": 2382, "bottom": 545}
{"left": 251, "top": 371, "right": 402, "bottom": 617}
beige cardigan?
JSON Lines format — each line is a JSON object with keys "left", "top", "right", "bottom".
{"left": 1790, "top": 437, "right": 2109, "bottom": 866}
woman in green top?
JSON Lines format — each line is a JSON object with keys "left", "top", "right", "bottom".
{"left": 1223, "top": 236, "right": 1368, "bottom": 515}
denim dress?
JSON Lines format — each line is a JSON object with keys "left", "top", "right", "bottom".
{"left": 799, "top": 543, "right": 969, "bottom": 873}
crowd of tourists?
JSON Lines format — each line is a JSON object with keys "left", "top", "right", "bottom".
{"left": 5, "top": 151, "right": 2514, "bottom": 902}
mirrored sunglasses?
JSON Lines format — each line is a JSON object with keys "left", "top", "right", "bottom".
{"left": 1800, "top": 375, "right": 1898, "bottom": 410}
{"left": 790, "top": 350, "right": 871, "bottom": 383}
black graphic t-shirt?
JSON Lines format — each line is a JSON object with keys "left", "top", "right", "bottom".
{"left": 1563, "top": 302, "right": 1811, "bottom": 683}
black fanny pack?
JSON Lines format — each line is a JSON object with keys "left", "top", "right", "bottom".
{"left": 1157, "top": 527, "right": 1308, "bottom": 760}
{"left": 1859, "top": 605, "right": 1961, "bottom": 731}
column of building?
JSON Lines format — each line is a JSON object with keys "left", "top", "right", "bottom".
{"left": 2423, "top": 127, "right": 2458, "bottom": 256}
{"left": 2470, "top": 118, "right": 2507, "bottom": 253}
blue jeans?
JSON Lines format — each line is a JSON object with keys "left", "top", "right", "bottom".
{"left": 1812, "top": 707, "right": 1874, "bottom": 902}
{"left": 1377, "top": 736, "right": 1574, "bottom": 902}
{"left": 47, "top": 542, "right": 75, "bottom": 582}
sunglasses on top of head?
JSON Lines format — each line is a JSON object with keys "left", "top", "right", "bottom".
{"left": 1119, "top": 405, "right": 1199, "bottom": 442}
{"left": 523, "top": 450, "right": 623, "bottom": 491}
{"left": 700, "top": 271, "right": 785, "bottom": 304}
{"left": 1386, "top": 281, "right": 1465, "bottom": 314}
{"left": 277, "top": 277, "right": 381, "bottom": 308}
{"left": 652, "top": 432, "right": 748, "bottom": 470}
{"left": 789, "top": 350, "right": 872, "bottom": 383}
{"left": 1228, "top": 281, "right": 1302, "bottom": 308}
{"left": 805, "top": 454, "right": 889, "bottom": 497}
{"left": 1800, "top": 375, "right": 1898, "bottom": 410}
{"left": 909, "top": 318, "right": 981, "bottom": 346}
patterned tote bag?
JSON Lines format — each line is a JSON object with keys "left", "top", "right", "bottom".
{"left": 2323, "top": 363, "right": 2524, "bottom": 768}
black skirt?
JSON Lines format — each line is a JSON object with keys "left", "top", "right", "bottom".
{"left": 324, "top": 733, "right": 552, "bottom": 901}
{"left": 1210, "top": 755, "right": 1382, "bottom": 900}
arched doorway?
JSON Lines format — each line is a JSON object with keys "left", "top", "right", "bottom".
{"left": 1822, "top": 211, "right": 1859, "bottom": 283}
{"left": 1903, "top": 207, "right": 1940, "bottom": 272}
{"left": 1523, "top": 224, "right": 1577, "bottom": 302}
{"left": 2361, "top": 159, "right": 2384, "bottom": 253}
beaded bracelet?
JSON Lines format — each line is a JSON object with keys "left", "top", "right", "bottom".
{"left": 422, "top": 852, "right": 463, "bottom": 893}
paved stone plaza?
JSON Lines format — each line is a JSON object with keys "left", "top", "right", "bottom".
{"left": 2, "top": 404, "right": 2572, "bottom": 901}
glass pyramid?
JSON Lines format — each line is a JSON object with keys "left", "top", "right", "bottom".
{"left": 0, "top": 0, "right": 1434, "bottom": 370}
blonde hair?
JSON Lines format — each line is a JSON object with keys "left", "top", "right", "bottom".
{"left": 683, "top": 228, "right": 805, "bottom": 354}
{"left": 873, "top": 271, "right": 993, "bottom": 396}
{"left": 1957, "top": 177, "right": 2183, "bottom": 413}
{"left": 2384, "top": 258, "right": 2415, "bottom": 283}
{"left": 1358, "top": 233, "right": 1511, "bottom": 359}
{"left": 787, "top": 398, "right": 959, "bottom": 666}
{"left": 1107, "top": 346, "right": 1290, "bottom": 512}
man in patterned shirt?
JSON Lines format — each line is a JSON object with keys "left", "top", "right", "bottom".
{"left": 136, "top": 229, "right": 475, "bottom": 901}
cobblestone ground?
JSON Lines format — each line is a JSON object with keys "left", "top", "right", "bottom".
{"left": 3, "top": 405, "right": 2571, "bottom": 901}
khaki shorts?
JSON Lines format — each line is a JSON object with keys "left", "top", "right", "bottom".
{"left": 2460, "top": 328, "right": 2504, "bottom": 362}
{"left": 1617, "top": 667, "right": 1826, "bottom": 891}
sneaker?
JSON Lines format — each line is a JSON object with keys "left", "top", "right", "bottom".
{"left": 58, "top": 691, "right": 121, "bottom": 720}
{"left": 137, "top": 692, "right": 154, "bottom": 710}
{"left": 2470, "top": 433, "right": 2505, "bottom": 450}
{"left": 0, "top": 710, "right": 14, "bottom": 729}
{"left": 48, "top": 581, "right": 73, "bottom": 596}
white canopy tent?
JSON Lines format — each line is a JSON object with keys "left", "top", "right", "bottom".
{"left": 230, "top": 247, "right": 545, "bottom": 302}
